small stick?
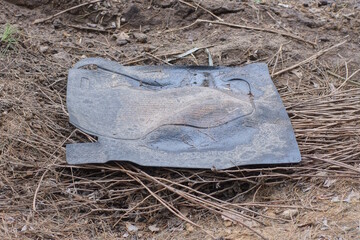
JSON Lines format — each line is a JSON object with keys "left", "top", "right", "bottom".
{"left": 328, "top": 70, "right": 360, "bottom": 86}
{"left": 124, "top": 170, "right": 216, "bottom": 239}
{"left": 178, "top": 0, "right": 223, "bottom": 21}
{"left": 270, "top": 42, "right": 289, "bottom": 76}
{"left": 32, "top": 169, "right": 49, "bottom": 212}
{"left": 310, "top": 156, "right": 360, "bottom": 174}
{"left": 66, "top": 24, "right": 110, "bottom": 33}
{"left": 145, "top": 52, "right": 173, "bottom": 65}
{"left": 33, "top": 0, "right": 102, "bottom": 24}
{"left": 272, "top": 40, "right": 347, "bottom": 77}
{"left": 337, "top": 68, "right": 360, "bottom": 90}
{"left": 197, "top": 19, "right": 316, "bottom": 46}
{"left": 166, "top": 19, "right": 316, "bottom": 46}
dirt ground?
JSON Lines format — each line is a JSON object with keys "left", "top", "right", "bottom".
{"left": 1, "top": 0, "right": 360, "bottom": 239}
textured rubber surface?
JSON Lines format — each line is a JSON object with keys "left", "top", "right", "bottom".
{"left": 66, "top": 58, "right": 301, "bottom": 169}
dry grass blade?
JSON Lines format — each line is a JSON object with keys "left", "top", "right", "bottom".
{"left": 121, "top": 167, "right": 217, "bottom": 239}
{"left": 33, "top": 0, "right": 102, "bottom": 24}
{"left": 166, "top": 19, "right": 316, "bottom": 46}
{"left": 121, "top": 166, "right": 268, "bottom": 239}
{"left": 178, "top": 0, "right": 223, "bottom": 21}
{"left": 2, "top": 79, "right": 360, "bottom": 237}
{"left": 272, "top": 40, "right": 347, "bottom": 77}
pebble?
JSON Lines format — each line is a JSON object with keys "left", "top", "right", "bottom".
{"left": 52, "top": 19, "right": 62, "bottom": 29}
{"left": 318, "top": 0, "right": 328, "bottom": 6}
{"left": 53, "top": 51, "right": 70, "bottom": 61}
{"left": 133, "top": 32, "right": 147, "bottom": 43}
{"left": 281, "top": 209, "right": 299, "bottom": 219}
{"left": 185, "top": 223, "right": 194, "bottom": 232}
{"left": 125, "top": 223, "right": 138, "bottom": 233}
{"left": 223, "top": 220, "right": 232, "bottom": 227}
{"left": 113, "top": 32, "right": 130, "bottom": 46}
{"left": 39, "top": 45, "right": 49, "bottom": 53}
{"left": 114, "top": 32, "right": 129, "bottom": 41}
{"left": 116, "top": 40, "right": 127, "bottom": 46}
{"left": 148, "top": 224, "right": 160, "bottom": 232}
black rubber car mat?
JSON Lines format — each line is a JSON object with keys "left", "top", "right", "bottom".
{"left": 66, "top": 58, "right": 301, "bottom": 169}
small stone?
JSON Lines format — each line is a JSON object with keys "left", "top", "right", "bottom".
{"left": 113, "top": 32, "right": 130, "bottom": 46}
{"left": 142, "top": 26, "right": 151, "bottom": 33}
{"left": 23, "top": 40, "right": 31, "bottom": 49}
{"left": 318, "top": 0, "right": 328, "bottom": 6}
{"left": 125, "top": 223, "right": 138, "bottom": 233}
{"left": 323, "top": 178, "right": 336, "bottom": 188}
{"left": 281, "top": 209, "right": 299, "bottom": 219}
{"left": 224, "top": 220, "right": 232, "bottom": 227}
{"left": 86, "top": 23, "right": 98, "bottom": 28}
{"left": 39, "top": 45, "right": 49, "bottom": 53}
{"left": 185, "top": 223, "right": 194, "bottom": 232}
{"left": 278, "top": 3, "right": 290, "bottom": 8}
{"left": 52, "top": 19, "right": 62, "bottom": 29}
{"left": 144, "top": 45, "right": 156, "bottom": 52}
{"left": 53, "top": 51, "right": 70, "bottom": 61}
{"left": 148, "top": 224, "right": 160, "bottom": 232}
{"left": 133, "top": 32, "right": 147, "bottom": 43}
{"left": 116, "top": 39, "right": 128, "bottom": 46}
{"left": 21, "top": 225, "right": 27, "bottom": 232}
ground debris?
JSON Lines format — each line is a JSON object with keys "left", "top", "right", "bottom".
{"left": 126, "top": 222, "right": 139, "bottom": 233}
{"left": 281, "top": 209, "right": 299, "bottom": 219}
{"left": 148, "top": 224, "right": 160, "bottom": 232}
{"left": 133, "top": 32, "right": 147, "bottom": 43}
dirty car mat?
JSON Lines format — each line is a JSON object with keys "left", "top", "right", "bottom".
{"left": 66, "top": 58, "right": 301, "bottom": 169}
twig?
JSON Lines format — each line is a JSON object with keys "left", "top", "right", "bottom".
{"left": 198, "top": 19, "right": 316, "bottom": 46}
{"left": 272, "top": 40, "right": 347, "bottom": 77}
{"left": 269, "top": 41, "right": 290, "bottom": 76}
{"left": 166, "top": 19, "right": 316, "bottom": 46}
{"left": 32, "top": 169, "right": 49, "bottom": 212}
{"left": 327, "top": 70, "right": 360, "bottom": 86}
{"left": 123, "top": 169, "right": 216, "bottom": 239}
{"left": 179, "top": 0, "right": 223, "bottom": 21}
{"left": 66, "top": 24, "right": 110, "bottom": 33}
{"left": 130, "top": 167, "right": 268, "bottom": 239}
{"left": 205, "top": 48, "right": 213, "bottom": 66}
{"left": 33, "top": 0, "right": 102, "bottom": 24}
{"left": 165, "top": 45, "right": 214, "bottom": 63}
{"left": 309, "top": 156, "right": 360, "bottom": 174}
{"left": 145, "top": 52, "right": 173, "bottom": 65}
{"left": 337, "top": 68, "right": 360, "bottom": 89}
